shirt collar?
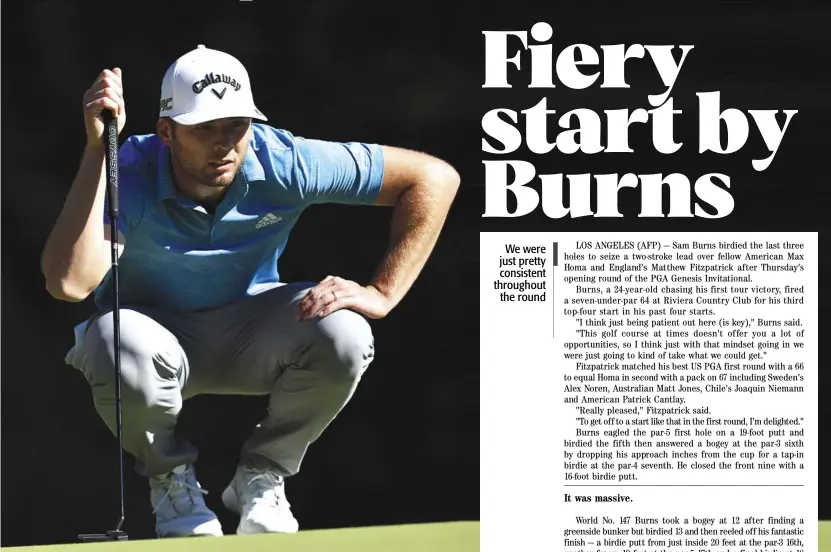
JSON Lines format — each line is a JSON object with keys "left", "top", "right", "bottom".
{"left": 152, "top": 140, "right": 266, "bottom": 204}
{"left": 154, "top": 145, "right": 176, "bottom": 202}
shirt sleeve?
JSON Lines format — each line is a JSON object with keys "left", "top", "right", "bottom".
{"left": 291, "top": 136, "right": 385, "bottom": 206}
{"left": 103, "top": 137, "right": 148, "bottom": 237}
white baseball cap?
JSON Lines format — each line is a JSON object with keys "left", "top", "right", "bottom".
{"left": 158, "top": 45, "right": 267, "bottom": 125}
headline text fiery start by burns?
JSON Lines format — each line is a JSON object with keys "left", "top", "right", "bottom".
{"left": 480, "top": 23, "right": 798, "bottom": 219}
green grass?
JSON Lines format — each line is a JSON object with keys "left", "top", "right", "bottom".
{"left": 5, "top": 521, "right": 479, "bottom": 551}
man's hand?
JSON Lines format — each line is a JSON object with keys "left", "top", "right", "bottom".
{"left": 83, "top": 68, "right": 126, "bottom": 147}
{"left": 296, "top": 276, "right": 393, "bottom": 321}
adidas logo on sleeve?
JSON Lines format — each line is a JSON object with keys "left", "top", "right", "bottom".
{"left": 256, "top": 213, "right": 283, "bottom": 230}
{"left": 255, "top": 213, "right": 282, "bottom": 229}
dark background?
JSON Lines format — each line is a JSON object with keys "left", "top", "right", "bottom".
{"left": 2, "top": 1, "right": 828, "bottom": 546}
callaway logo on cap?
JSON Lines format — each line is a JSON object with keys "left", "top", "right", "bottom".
{"left": 158, "top": 45, "right": 267, "bottom": 125}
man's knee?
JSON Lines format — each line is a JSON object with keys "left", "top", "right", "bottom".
{"left": 82, "top": 310, "right": 184, "bottom": 406}
{"left": 306, "top": 309, "right": 375, "bottom": 383}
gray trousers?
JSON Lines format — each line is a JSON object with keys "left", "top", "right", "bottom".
{"left": 67, "top": 283, "right": 375, "bottom": 478}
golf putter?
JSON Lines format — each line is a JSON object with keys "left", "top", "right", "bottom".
{"left": 78, "top": 109, "right": 128, "bottom": 543}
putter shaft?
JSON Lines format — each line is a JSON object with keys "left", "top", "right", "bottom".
{"left": 78, "top": 111, "right": 128, "bottom": 542}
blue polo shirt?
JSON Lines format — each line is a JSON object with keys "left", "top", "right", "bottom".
{"left": 94, "top": 123, "right": 385, "bottom": 312}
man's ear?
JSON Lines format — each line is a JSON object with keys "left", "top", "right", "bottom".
{"left": 157, "top": 118, "right": 174, "bottom": 146}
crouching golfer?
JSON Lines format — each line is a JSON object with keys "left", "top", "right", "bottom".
{"left": 41, "top": 45, "right": 459, "bottom": 538}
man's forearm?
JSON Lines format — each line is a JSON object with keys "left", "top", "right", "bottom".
{"left": 368, "top": 167, "right": 459, "bottom": 309}
{"left": 41, "top": 145, "right": 112, "bottom": 301}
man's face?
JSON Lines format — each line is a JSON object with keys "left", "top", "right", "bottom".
{"left": 160, "top": 117, "right": 252, "bottom": 188}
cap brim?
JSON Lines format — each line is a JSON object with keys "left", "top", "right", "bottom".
{"left": 171, "top": 106, "right": 267, "bottom": 125}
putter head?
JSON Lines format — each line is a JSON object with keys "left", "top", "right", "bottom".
{"left": 77, "top": 530, "right": 128, "bottom": 542}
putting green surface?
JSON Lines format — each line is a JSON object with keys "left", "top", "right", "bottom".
{"left": 6, "top": 521, "right": 479, "bottom": 551}
{"left": 820, "top": 521, "right": 830, "bottom": 551}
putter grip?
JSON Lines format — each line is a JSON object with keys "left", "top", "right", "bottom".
{"left": 102, "top": 110, "right": 119, "bottom": 219}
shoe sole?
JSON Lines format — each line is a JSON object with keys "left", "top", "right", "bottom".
{"left": 157, "top": 518, "right": 224, "bottom": 538}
